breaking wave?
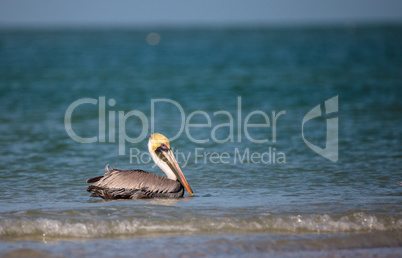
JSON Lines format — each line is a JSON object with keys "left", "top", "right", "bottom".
{"left": 1, "top": 212, "right": 401, "bottom": 240}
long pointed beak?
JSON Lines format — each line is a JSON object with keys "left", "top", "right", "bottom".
{"left": 161, "top": 149, "right": 194, "bottom": 196}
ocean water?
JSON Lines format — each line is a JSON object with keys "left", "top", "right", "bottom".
{"left": 0, "top": 25, "right": 401, "bottom": 257}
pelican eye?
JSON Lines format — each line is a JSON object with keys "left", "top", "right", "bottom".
{"left": 159, "top": 143, "right": 170, "bottom": 151}
{"left": 155, "top": 143, "right": 170, "bottom": 154}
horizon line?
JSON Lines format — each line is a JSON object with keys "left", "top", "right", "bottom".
{"left": 1, "top": 19, "right": 401, "bottom": 30}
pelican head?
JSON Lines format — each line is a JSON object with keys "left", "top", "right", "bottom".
{"left": 148, "top": 133, "right": 194, "bottom": 196}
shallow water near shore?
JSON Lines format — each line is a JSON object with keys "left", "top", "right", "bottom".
{"left": 0, "top": 25, "right": 401, "bottom": 256}
{"left": 2, "top": 233, "right": 402, "bottom": 257}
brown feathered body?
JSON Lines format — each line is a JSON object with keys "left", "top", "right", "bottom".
{"left": 86, "top": 168, "right": 184, "bottom": 199}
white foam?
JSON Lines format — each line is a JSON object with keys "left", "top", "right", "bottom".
{"left": 0, "top": 212, "right": 401, "bottom": 239}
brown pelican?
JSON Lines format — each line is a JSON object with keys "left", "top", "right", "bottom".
{"left": 86, "top": 133, "right": 193, "bottom": 199}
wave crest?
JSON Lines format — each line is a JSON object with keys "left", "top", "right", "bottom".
{"left": 1, "top": 212, "right": 401, "bottom": 240}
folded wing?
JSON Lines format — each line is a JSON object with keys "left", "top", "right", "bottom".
{"left": 86, "top": 169, "right": 184, "bottom": 199}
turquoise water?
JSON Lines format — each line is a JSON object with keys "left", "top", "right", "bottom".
{"left": 0, "top": 25, "right": 401, "bottom": 256}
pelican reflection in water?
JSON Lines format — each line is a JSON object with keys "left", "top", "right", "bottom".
{"left": 86, "top": 133, "right": 193, "bottom": 199}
